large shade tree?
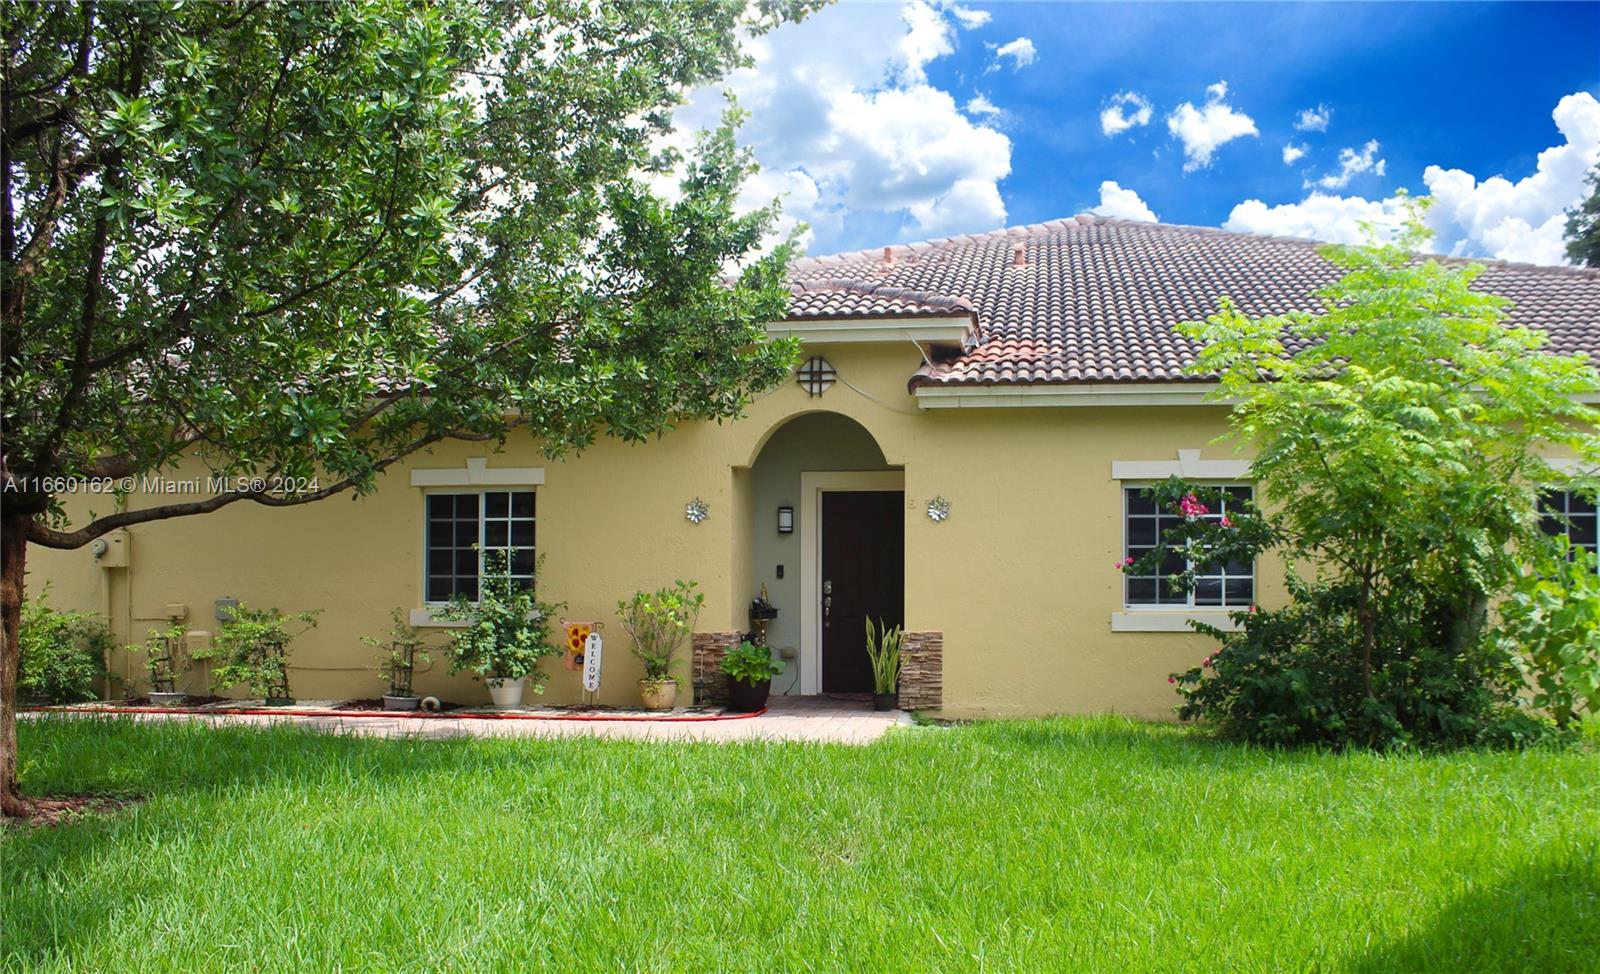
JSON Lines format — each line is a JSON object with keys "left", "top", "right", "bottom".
{"left": 0, "top": 0, "right": 815, "bottom": 815}
{"left": 1567, "top": 163, "right": 1600, "bottom": 268}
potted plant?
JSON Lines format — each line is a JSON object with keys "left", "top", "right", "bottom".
{"left": 865, "top": 617, "right": 903, "bottom": 711}
{"left": 617, "top": 579, "right": 703, "bottom": 710}
{"left": 135, "top": 621, "right": 189, "bottom": 705}
{"left": 438, "top": 550, "right": 564, "bottom": 709}
{"left": 195, "top": 604, "right": 320, "bottom": 705}
{"left": 362, "top": 609, "right": 433, "bottom": 711}
{"left": 719, "top": 639, "right": 784, "bottom": 712}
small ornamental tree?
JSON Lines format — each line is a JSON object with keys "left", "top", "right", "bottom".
{"left": 1133, "top": 203, "right": 1600, "bottom": 747}
{"left": 0, "top": 2, "right": 815, "bottom": 814}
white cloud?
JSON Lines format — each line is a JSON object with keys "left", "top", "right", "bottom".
{"left": 900, "top": 0, "right": 955, "bottom": 85}
{"left": 1101, "top": 91, "right": 1153, "bottom": 137}
{"left": 1224, "top": 91, "right": 1600, "bottom": 266}
{"left": 907, "top": 178, "right": 1008, "bottom": 238}
{"left": 1091, "top": 180, "right": 1159, "bottom": 222}
{"left": 1166, "top": 81, "right": 1258, "bottom": 171}
{"left": 1423, "top": 91, "right": 1600, "bottom": 264}
{"left": 988, "top": 37, "right": 1036, "bottom": 71}
{"left": 1311, "top": 139, "right": 1386, "bottom": 190}
{"left": 1224, "top": 192, "right": 1412, "bottom": 245}
{"left": 1282, "top": 142, "right": 1308, "bottom": 165}
{"left": 671, "top": 1, "right": 1013, "bottom": 252}
{"left": 1295, "top": 104, "right": 1332, "bottom": 132}
{"left": 965, "top": 93, "right": 1003, "bottom": 117}
{"left": 949, "top": 4, "right": 991, "bottom": 28}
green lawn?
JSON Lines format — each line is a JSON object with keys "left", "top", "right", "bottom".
{"left": 4, "top": 717, "right": 1598, "bottom": 973}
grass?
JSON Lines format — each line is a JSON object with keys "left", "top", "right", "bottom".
{"left": 4, "top": 716, "right": 1598, "bottom": 973}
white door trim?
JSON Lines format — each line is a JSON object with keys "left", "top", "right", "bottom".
{"left": 799, "top": 471, "right": 905, "bottom": 696}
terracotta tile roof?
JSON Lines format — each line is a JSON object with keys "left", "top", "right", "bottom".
{"left": 786, "top": 279, "right": 976, "bottom": 320}
{"left": 784, "top": 215, "right": 1600, "bottom": 387}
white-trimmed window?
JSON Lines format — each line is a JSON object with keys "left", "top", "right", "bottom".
{"left": 1124, "top": 485, "right": 1254, "bottom": 608}
{"left": 1540, "top": 489, "right": 1597, "bottom": 562}
{"left": 424, "top": 490, "right": 535, "bottom": 602}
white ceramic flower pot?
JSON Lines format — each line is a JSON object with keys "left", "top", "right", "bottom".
{"left": 488, "top": 677, "right": 526, "bottom": 710}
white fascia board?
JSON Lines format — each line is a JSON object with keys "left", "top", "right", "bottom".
{"left": 767, "top": 316, "right": 974, "bottom": 346}
{"left": 915, "top": 382, "right": 1226, "bottom": 409}
{"left": 410, "top": 456, "right": 545, "bottom": 488}
{"left": 1112, "top": 449, "right": 1251, "bottom": 481}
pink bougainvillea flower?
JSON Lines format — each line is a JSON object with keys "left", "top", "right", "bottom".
{"left": 1220, "top": 515, "right": 1234, "bottom": 528}
{"left": 1167, "top": 675, "right": 1177, "bottom": 684}
{"left": 1124, "top": 555, "right": 1136, "bottom": 565}
{"left": 1178, "top": 493, "right": 1210, "bottom": 518}
{"left": 1248, "top": 605, "right": 1259, "bottom": 614}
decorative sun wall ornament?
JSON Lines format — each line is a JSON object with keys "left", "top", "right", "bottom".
{"left": 685, "top": 497, "right": 709, "bottom": 524}
{"left": 796, "top": 356, "right": 836, "bottom": 397}
{"left": 926, "top": 496, "right": 950, "bottom": 522}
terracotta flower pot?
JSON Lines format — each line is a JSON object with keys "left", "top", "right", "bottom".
{"left": 639, "top": 678, "right": 678, "bottom": 711}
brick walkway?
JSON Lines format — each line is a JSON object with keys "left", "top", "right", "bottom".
{"left": 35, "top": 695, "right": 911, "bottom": 745}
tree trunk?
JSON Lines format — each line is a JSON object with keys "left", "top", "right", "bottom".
{"left": 1357, "top": 574, "right": 1376, "bottom": 702}
{"left": 1, "top": 512, "right": 30, "bottom": 817}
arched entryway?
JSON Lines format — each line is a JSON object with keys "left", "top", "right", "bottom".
{"left": 744, "top": 412, "right": 903, "bottom": 696}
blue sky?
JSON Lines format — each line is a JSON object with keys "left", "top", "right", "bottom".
{"left": 675, "top": 1, "right": 1600, "bottom": 264}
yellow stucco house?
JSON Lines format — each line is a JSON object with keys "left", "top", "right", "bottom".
{"left": 29, "top": 216, "right": 1600, "bottom": 718}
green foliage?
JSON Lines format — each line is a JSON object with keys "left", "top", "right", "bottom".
{"left": 1157, "top": 200, "right": 1600, "bottom": 747}
{"left": 719, "top": 640, "right": 783, "bottom": 685}
{"left": 196, "top": 605, "right": 320, "bottom": 700}
{"left": 617, "top": 580, "right": 704, "bottom": 682}
{"left": 5, "top": 1, "right": 812, "bottom": 541}
{"left": 1566, "top": 163, "right": 1600, "bottom": 268}
{"left": 17, "top": 594, "right": 112, "bottom": 704}
{"left": 361, "top": 609, "right": 434, "bottom": 697}
{"left": 1174, "top": 577, "right": 1531, "bottom": 748}
{"left": 1500, "top": 541, "right": 1600, "bottom": 729}
{"left": 865, "top": 617, "right": 903, "bottom": 696}
{"left": 438, "top": 551, "right": 564, "bottom": 689}
{"left": 131, "top": 621, "right": 189, "bottom": 694}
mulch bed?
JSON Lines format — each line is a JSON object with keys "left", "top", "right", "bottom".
{"left": 4, "top": 793, "right": 144, "bottom": 830}
{"left": 332, "top": 698, "right": 466, "bottom": 712}
{"left": 122, "top": 695, "right": 230, "bottom": 707}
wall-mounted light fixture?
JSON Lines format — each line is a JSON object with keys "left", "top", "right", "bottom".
{"left": 777, "top": 504, "right": 795, "bottom": 534}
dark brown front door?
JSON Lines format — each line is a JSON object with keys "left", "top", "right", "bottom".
{"left": 821, "top": 490, "right": 904, "bottom": 693}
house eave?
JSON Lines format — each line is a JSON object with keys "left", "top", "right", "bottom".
{"left": 767, "top": 315, "right": 975, "bottom": 347}
{"left": 914, "top": 382, "right": 1228, "bottom": 409}
{"left": 914, "top": 386, "right": 1600, "bottom": 410}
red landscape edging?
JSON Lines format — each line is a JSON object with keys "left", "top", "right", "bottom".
{"left": 28, "top": 704, "right": 768, "bottom": 723}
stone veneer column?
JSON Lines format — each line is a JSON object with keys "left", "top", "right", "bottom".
{"left": 900, "top": 631, "right": 943, "bottom": 710}
{"left": 691, "top": 632, "right": 742, "bottom": 706}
